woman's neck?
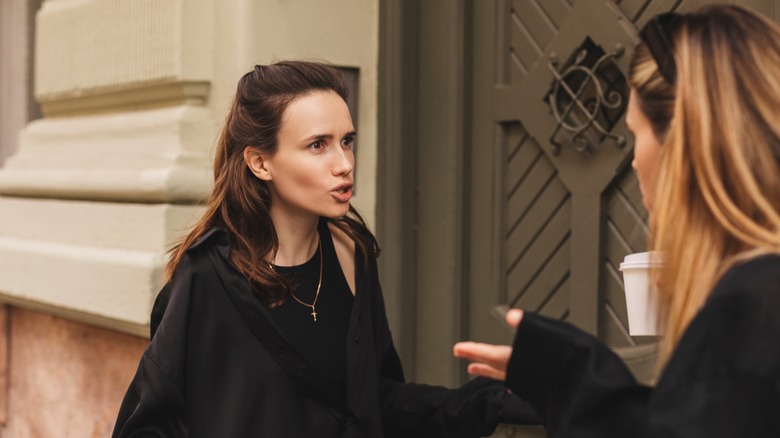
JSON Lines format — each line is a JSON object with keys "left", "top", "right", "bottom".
{"left": 270, "top": 213, "right": 320, "bottom": 267}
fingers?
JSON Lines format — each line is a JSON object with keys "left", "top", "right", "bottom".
{"left": 466, "top": 363, "right": 507, "bottom": 381}
{"left": 453, "top": 342, "right": 512, "bottom": 371}
{"left": 505, "top": 308, "right": 524, "bottom": 328}
{"left": 454, "top": 309, "right": 524, "bottom": 382}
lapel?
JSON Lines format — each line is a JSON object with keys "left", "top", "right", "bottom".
{"left": 203, "top": 235, "right": 355, "bottom": 418}
{"left": 344, "top": 240, "right": 383, "bottom": 413}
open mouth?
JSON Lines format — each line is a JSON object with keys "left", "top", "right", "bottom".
{"left": 333, "top": 182, "right": 353, "bottom": 193}
{"left": 332, "top": 183, "right": 353, "bottom": 202}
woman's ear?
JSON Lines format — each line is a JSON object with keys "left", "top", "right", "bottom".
{"left": 243, "top": 146, "right": 272, "bottom": 181}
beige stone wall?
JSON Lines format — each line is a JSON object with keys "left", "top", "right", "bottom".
{"left": 0, "top": 0, "right": 217, "bottom": 337}
{"left": 0, "top": 0, "right": 380, "bottom": 336}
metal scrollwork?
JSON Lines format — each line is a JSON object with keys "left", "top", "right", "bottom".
{"left": 546, "top": 40, "right": 628, "bottom": 156}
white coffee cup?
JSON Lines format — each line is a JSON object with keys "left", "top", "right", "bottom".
{"left": 619, "top": 251, "right": 663, "bottom": 336}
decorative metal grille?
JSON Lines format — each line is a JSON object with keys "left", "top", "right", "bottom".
{"left": 544, "top": 37, "right": 629, "bottom": 156}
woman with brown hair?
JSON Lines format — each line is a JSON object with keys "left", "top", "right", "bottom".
{"left": 113, "top": 60, "right": 536, "bottom": 437}
{"left": 454, "top": 5, "right": 780, "bottom": 437}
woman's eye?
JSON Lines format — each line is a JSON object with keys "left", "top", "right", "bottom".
{"left": 309, "top": 140, "right": 325, "bottom": 151}
{"left": 341, "top": 136, "right": 354, "bottom": 149}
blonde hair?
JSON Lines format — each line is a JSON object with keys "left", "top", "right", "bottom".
{"left": 633, "top": 5, "right": 780, "bottom": 367}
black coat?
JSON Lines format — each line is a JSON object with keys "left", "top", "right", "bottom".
{"left": 113, "top": 227, "right": 537, "bottom": 437}
{"left": 505, "top": 254, "right": 780, "bottom": 437}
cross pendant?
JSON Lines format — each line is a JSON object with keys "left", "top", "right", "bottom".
{"left": 311, "top": 309, "right": 317, "bottom": 321}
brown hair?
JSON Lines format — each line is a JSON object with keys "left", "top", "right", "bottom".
{"left": 631, "top": 5, "right": 780, "bottom": 366}
{"left": 628, "top": 42, "right": 676, "bottom": 142}
{"left": 166, "top": 60, "right": 378, "bottom": 305}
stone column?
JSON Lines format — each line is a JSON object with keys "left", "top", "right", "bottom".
{"left": 0, "top": 0, "right": 215, "bottom": 336}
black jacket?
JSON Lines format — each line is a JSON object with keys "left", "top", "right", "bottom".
{"left": 113, "top": 227, "right": 537, "bottom": 437}
{"left": 505, "top": 254, "right": 780, "bottom": 437}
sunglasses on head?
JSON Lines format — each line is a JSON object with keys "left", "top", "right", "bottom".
{"left": 639, "top": 12, "right": 681, "bottom": 83}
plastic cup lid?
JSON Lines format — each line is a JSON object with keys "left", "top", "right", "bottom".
{"left": 619, "top": 251, "right": 663, "bottom": 271}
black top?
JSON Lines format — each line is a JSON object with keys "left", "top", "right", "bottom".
{"left": 269, "top": 221, "right": 354, "bottom": 398}
{"left": 112, "top": 223, "right": 539, "bottom": 438}
{"left": 505, "top": 254, "right": 780, "bottom": 437}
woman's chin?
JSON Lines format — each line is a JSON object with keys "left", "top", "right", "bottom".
{"left": 323, "top": 206, "right": 351, "bottom": 219}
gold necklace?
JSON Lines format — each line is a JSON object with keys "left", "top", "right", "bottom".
{"left": 271, "top": 237, "right": 322, "bottom": 321}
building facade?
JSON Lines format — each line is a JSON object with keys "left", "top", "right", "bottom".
{"left": 0, "top": 0, "right": 778, "bottom": 437}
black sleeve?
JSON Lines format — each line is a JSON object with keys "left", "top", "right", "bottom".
{"left": 380, "top": 374, "right": 539, "bottom": 438}
{"left": 149, "top": 282, "right": 172, "bottom": 339}
{"left": 112, "top": 353, "right": 187, "bottom": 437}
{"left": 506, "top": 290, "right": 780, "bottom": 438}
{"left": 112, "top": 257, "right": 197, "bottom": 438}
{"left": 366, "top": 258, "right": 539, "bottom": 437}
{"left": 506, "top": 313, "right": 652, "bottom": 437}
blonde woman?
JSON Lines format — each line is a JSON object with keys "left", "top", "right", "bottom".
{"left": 454, "top": 5, "right": 780, "bottom": 437}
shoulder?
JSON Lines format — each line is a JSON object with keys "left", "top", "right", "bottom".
{"left": 327, "top": 221, "right": 358, "bottom": 286}
{"left": 715, "top": 253, "right": 780, "bottom": 292}
{"left": 173, "top": 227, "right": 233, "bottom": 279}
{"left": 709, "top": 253, "right": 780, "bottom": 310}
{"left": 327, "top": 222, "right": 356, "bottom": 256}
{"left": 168, "top": 233, "right": 225, "bottom": 286}
{"left": 186, "top": 227, "right": 231, "bottom": 255}
{"left": 151, "top": 228, "right": 233, "bottom": 336}
{"left": 664, "top": 255, "right": 780, "bottom": 387}
{"left": 673, "top": 253, "right": 780, "bottom": 377}
{"left": 703, "top": 253, "right": 780, "bottom": 340}
{"left": 175, "top": 227, "right": 238, "bottom": 287}
{"left": 325, "top": 219, "right": 381, "bottom": 269}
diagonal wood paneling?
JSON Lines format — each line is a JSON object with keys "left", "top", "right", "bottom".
{"left": 540, "top": 276, "right": 571, "bottom": 320}
{"left": 615, "top": 0, "right": 654, "bottom": 23}
{"left": 512, "top": 0, "right": 555, "bottom": 52}
{"left": 513, "top": 238, "right": 571, "bottom": 318}
{"left": 497, "top": 1, "right": 654, "bottom": 344}
{"left": 502, "top": 122, "right": 572, "bottom": 322}
{"left": 509, "top": 10, "right": 541, "bottom": 75}
{"left": 601, "top": 168, "right": 652, "bottom": 347}
{"left": 506, "top": 200, "right": 571, "bottom": 318}
{"left": 536, "top": 0, "right": 574, "bottom": 28}
{"left": 616, "top": 0, "right": 684, "bottom": 28}
{"left": 502, "top": 0, "right": 572, "bottom": 83}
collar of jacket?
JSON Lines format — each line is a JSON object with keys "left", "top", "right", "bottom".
{"left": 188, "top": 227, "right": 231, "bottom": 258}
{"left": 196, "top": 227, "right": 358, "bottom": 422}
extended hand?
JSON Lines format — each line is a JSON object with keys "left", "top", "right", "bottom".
{"left": 452, "top": 309, "right": 523, "bottom": 381}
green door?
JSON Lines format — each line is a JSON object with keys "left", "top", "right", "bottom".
{"left": 468, "top": 0, "right": 649, "bottom": 358}
{"left": 377, "top": 1, "right": 780, "bottom": 436}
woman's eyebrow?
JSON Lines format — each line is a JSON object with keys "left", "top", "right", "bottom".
{"left": 303, "top": 130, "right": 357, "bottom": 141}
{"left": 303, "top": 133, "right": 333, "bottom": 142}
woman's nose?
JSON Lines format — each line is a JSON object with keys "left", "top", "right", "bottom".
{"left": 331, "top": 148, "right": 354, "bottom": 176}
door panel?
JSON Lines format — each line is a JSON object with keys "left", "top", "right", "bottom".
{"left": 602, "top": 169, "right": 651, "bottom": 346}
{"left": 379, "top": 1, "right": 780, "bottom": 436}
{"left": 469, "top": 0, "right": 645, "bottom": 358}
